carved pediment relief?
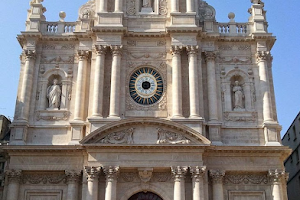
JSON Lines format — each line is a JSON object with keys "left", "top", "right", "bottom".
{"left": 81, "top": 118, "right": 211, "bottom": 146}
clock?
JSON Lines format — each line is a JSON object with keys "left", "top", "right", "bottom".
{"left": 129, "top": 67, "right": 163, "bottom": 105}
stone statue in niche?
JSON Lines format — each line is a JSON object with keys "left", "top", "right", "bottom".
{"left": 142, "top": 0, "right": 151, "bottom": 7}
{"left": 233, "top": 81, "right": 245, "bottom": 111}
{"left": 47, "top": 79, "right": 61, "bottom": 109}
{"left": 141, "top": 0, "right": 153, "bottom": 13}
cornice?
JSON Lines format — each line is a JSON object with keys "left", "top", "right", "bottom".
{"left": 91, "top": 26, "right": 127, "bottom": 33}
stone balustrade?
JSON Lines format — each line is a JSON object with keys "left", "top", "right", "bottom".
{"left": 218, "top": 22, "right": 249, "bottom": 36}
{"left": 41, "top": 22, "right": 77, "bottom": 34}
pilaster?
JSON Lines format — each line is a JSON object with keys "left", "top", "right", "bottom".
{"left": 6, "top": 170, "right": 22, "bottom": 200}
{"left": 268, "top": 169, "right": 285, "bottom": 200}
{"left": 65, "top": 170, "right": 81, "bottom": 200}
{"left": 209, "top": 170, "right": 225, "bottom": 200}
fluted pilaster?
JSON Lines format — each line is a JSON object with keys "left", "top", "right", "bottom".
{"left": 65, "top": 170, "right": 81, "bottom": 200}
{"left": 6, "top": 170, "right": 22, "bottom": 200}
{"left": 209, "top": 170, "right": 225, "bottom": 200}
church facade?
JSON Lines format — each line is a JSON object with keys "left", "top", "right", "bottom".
{"left": 4, "top": 0, "right": 290, "bottom": 200}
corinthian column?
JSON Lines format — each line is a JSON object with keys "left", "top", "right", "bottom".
{"left": 171, "top": 0, "right": 179, "bottom": 12}
{"left": 172, "top": 166, "right": 188, "bottom": 200}
{"left": 85, "top": 166, "right": 101, "bottom": 200}
{"left": 74, "top": 50, "right": 89, "bottom": 120}
{"left": 269, "top": 169, "right": 285, "bottom": 200}
{"left": 187, "top": 46, "right": 200, "bottom": 118}
{"left": 92, "top": 45, "right": 107, "bottom": 117}
{"left": 115, "top": 0, "right": 123, "bottom": 12}
{"left": 209, "top": 170, "right": 225, "bottom": 200}
{"left": 6, "top": 170, "right": 22, "bottom": 200}
{"left": 186, "top": 0, "right": 194, "bottom": 12}
{"left": 99, "top": 0, "right": 107, "bottom": 12}
{"left": 109, "top": 46, "right": 122, "bottom": 118}
{"left": 190, "top": 166, "right": 206, "bottom": 200}
{"left": 171, "top": 46, "right": 183, "bottom": 118}
{"left": 104, "top": 166, "right": 120, "bottom": 200}
{"left": 256, "top": 51, "right": 273, "bottom": 122}
{"left": 205, "top": 51, "right": 218, "bottom": 121}
{"left": 19, "top": 50, "right": 36, "bottom": 120}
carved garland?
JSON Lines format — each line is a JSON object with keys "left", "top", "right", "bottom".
{"left": 224, "top": 174, "right": 268, "bottom": 185}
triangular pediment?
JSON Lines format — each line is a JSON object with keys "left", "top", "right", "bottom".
{"left": 80, "top": 118, "right": 211, "bottom": 146}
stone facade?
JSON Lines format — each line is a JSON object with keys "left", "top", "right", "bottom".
{"left": 282, "top": 111, "right": 300, "bottom": 200}
{"left": 4, "top": 0, "right": 290, "bottom": 200}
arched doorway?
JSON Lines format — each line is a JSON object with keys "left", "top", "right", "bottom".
{"left": 128, "top": 191, "right": 163, "bottom": 200}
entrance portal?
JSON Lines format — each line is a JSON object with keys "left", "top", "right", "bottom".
{"left": 128, "top": 192, "right": 163, "bottom": 200}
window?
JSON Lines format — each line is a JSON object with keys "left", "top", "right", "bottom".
{"left": 293, "top": 126, "right": 297, "bottom": 141}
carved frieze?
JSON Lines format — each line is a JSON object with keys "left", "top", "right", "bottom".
{"left": 218, "top": 44, "right": 251, "bottom": 51}
{"left": 36, "top": 110, "right": 69, "bottom": 121}
{"left": 41, "top": 55, "right": 75, "bottom": 64}
{"left": 157, "top": 129, "right": 190, "bottom": 144}
{"left": 225, "top": 174, "right": 268, "bottom": 185}
{"left": 120, "top": 172, "right": 138, "bottom": 182}
{"left": 100, "top": 128, "right": 134, "bottom": 144}
{"left": 224, "top": 111, "right": 257, "bottom": 122}
{"left": 218, "top": 56, "right": 252, "bottom": 64}
{"left": 128, "top": 52, "right": 166, "bottom": 59}
{"left": 22, "top": 173, "right": 66, "bottom": 184}
{"left": 152, "top": 172, "right": 172, "bottom": 182}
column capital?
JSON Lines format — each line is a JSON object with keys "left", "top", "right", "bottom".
{"left": 268, "top": 169, "right": 285, "bottom": 184}
{"left": 171, "top": 45, "right": 183, "bottom": 55}
{"left": 186, "top": 45, "right": 199, "bottom": 56}
{"left": 204, "top": 51, "right": 217, "bottom": 62}
{"left": 24, "top": 49, "right": 36, "bottom": 60}
{"left": 65, "top": 170, "right": 82, "bottom": 183}
{"left": 84, "top": 166, "right": 101, "bottom": 181}
{"left": 110, "top": 45, "right": 123, "bottom": 56}
{"left": 209, "top": 169, "right": 225, "bottom": 184}
{"left": 190, "top": 166, "right": 206, "bottom": 182}
{"left": 77, "top": 50, "right": 90, "bottom": 60}
{"left": 94, "top": 45, "right": 108, "bottom": 55}
{"left": 256, "top": 51, "right": 270, "bottom": 63}
{"left": 6, "top": 169, "right": 22, "bottom": 184}
{"left": 171, "top": 166, "right": 188, "bottom": 182}
{"left": 103, "top": 166, "right": 120, "bottom": 182}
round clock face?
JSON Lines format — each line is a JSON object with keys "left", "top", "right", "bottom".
{"left": 129, "top": 67, "right": 163, "bottom": 105}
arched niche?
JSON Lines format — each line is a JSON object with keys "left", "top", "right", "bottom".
{"left": 128, "top": 191, "right": 163, "bottom": 200}
{"left": 120, "top": 184, "right": 171, "bottom": 200}
{"left": 38, "top": 68, "right": 72, "bottom": 111}
{"left": 222, "top": 69, "right": 253, "bottom": 112}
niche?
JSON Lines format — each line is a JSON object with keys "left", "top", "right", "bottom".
{"left": 46, "top": 75, "right": 62, "bottom": 110}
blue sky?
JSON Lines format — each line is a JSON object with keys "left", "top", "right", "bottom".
{"left": 0, "top": 0, "right": 299, "bottom": 137}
